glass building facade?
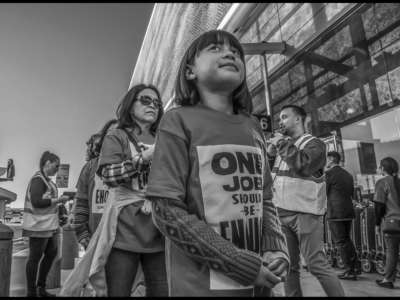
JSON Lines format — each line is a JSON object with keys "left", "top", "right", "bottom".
{"left": 237, "top": 3, "right": 400, "bottom": 192}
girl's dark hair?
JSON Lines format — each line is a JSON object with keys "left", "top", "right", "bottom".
{"left": 380, "top": 157, "right": 400, "bottom": 203}
{"left": 39, "top": 151, "right": 59, "bottom": 174}
{"left": 174, "top": 30, "right": 252, "bottom": 114}
{"left": 93, "top": 119, "right": 119, "bottom": 157}
{"left": 116, "top": 84, "right": 164, "bottom": 136}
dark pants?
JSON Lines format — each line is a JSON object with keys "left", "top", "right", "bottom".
{"left": 329, "top": 220, "right": 358, "bottom": 273}
{"left": 26, "top": 236, "right": 58, "bottom": 294}
{"left": 105, "top": 247, "right": 168, "bottom": 297}
{"left": 384, "top": 234, "right": 400, "bottom": 282}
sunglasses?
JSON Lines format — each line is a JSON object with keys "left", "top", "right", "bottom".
{"left": 137, "top": 95, "right": 162, "bottom": 108}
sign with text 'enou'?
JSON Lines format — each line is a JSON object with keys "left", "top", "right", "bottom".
{"left": 56, "top": 164, "right": 70, "bottom": 188}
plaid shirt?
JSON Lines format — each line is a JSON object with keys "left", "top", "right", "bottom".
{"left": 100, "top": 152, "right": 150, "bottom": 188}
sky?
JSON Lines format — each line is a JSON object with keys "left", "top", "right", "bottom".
{"left": 0, "top": 3, "right": 154, "bottom": 208}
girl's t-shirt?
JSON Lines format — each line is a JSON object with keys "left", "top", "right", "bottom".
{"left": 146, "top": 105, "right": 273, "bottom": 296}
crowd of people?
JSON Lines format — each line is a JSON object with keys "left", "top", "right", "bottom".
{"left": 21, "top": 29, "right": 400, "bottom": 297}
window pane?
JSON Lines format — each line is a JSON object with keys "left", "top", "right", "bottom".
{"left": 240, "top": 22, "right": 258, "bottom": 43}
{"left": 258, "top": 4, "right": 279, "bottom": 41}
{"left": 362, "top": 3, "right": 400, "bottom": 40}
{"left": 259, "top": 14, "right": 280, "bottom": 41}
{"left": 388, "top": 65, "right": 400, "bottom": 101}
{"left": 375, "top": 74, "right": 393, "bottom": 105}
{"left": 246, "top": 56, "right": 263, "bottom": 90}
{"left": 325, "top": 3, "right": 352, "bottom": 22}
{"left": 287, "top": 17, "right": 316, "bottom": 48}
{"left": 314, "top": 25, "right": 353, "bottom": 60}
{"left": 288, "top": 62, "right": 306, "bottom": 89}
{"left": 270, "top": 72, "right": 290, "bottom": 102}
{"left": 278, "top": 3, "right": 299, "bottom": 21}
{"left": 266, "top": 53, "right": 285, "bottom": 74}
{"left": 363, "top": 83, "right": 374, "bottom": 111}
{"left": 318, "top": 89, "right": 363, "bottom": 122}
{"left": 252, "top": 89, "right": 267, "bottom": 114}
{"left": 280, "top": 4, "right": 313, "bottom": 42}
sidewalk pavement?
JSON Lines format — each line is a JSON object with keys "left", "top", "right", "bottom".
{"left": 10, "top": 253, "right": 400, "bottom": 297}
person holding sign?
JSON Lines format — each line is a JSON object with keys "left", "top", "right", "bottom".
{"left": 72, "top": 119, "right": 118, "bottom": 249}
{"left": 146, "top": 30, "right": 289, "bottom": 297}
{"left": 22, "top": 151, "right": 69, "bottom": 297}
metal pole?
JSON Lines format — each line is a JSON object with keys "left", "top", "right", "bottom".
{"left": 260, "top": 53, "right": 274, "bottom": 131}
{"left": 0, "top": 223, "right": 14, "bottom": 296}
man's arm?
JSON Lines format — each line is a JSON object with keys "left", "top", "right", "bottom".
{"left": 276, "top": 138, "right": 326, "bottom": 177}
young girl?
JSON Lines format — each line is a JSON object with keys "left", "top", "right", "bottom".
{"left": 146, "top": 30, "right": 289, "bottom": 297}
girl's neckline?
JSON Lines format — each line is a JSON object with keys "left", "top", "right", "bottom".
{"left": 195, "top": 103, "right": 247, "bottom": 124}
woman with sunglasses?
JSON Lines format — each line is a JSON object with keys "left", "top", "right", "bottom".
{"left": 84, "top": 84, "right": 167, "bottom": 297}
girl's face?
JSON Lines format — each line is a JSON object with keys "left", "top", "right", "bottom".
{"left": 188, "top": 40, "right": 245, "bottom": 93}
{"left": 130, "top": 88, "right": 161, "bottom": 125}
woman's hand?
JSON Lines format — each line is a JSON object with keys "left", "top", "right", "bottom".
{"left": 141, "top": 145, "right": 155, "bottom": 162}
{"left": 58, "top": 195, "right": 70, "bottom": 203}
{"left": 42, "top": 191, "right": 53, "bottom": 200}
{"left": 50, "top": 194, "right": 69, "bottom": 205}
{"left": 140, "top": 199, "right": 152, "bottom": 215}
{"left": 80, "top": 237, "right": 91, "bottom": 250}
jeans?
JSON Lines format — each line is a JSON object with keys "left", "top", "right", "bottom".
{"left": 105, "top": 247, "right": 168, "bottom": 296}
{"left": 280, "top": 213, "right": 345, "bottom": 297}
{"left": 384, "top": 234, "right": 400, "bottom": 283}
{"left": 329, "top": 220, "right": 358, "bottom": 273}
{"left": 26, "top": 236, "right": 58, "bottom": 294}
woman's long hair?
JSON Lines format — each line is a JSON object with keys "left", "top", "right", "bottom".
{"left": 116, "top": 84, "right": 164, "bottom": 136}
{"left": 174, "top": 30, "right": 252, "bottom": 115}
{"left": 94, "top": 119, "right": 119, "bottom": 157}
{"left": 380, "top": 156, "right": 400, "bottom": 204}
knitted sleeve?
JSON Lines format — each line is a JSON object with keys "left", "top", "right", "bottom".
{"left": 150, "top": 197, "right": 262, "bottom": 286}
{"left": 261, "top": 198, "right": 289, "bottom": 256}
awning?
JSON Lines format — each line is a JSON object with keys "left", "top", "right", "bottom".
{"left": 0, "top": 187, "right": 17, "bottom": 204}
